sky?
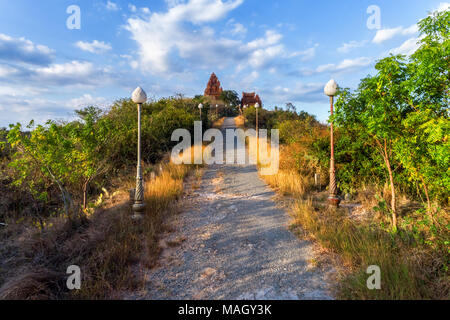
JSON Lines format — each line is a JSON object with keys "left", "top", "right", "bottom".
{"left": 0, "top": 0, "right": 448, "bottom": 127}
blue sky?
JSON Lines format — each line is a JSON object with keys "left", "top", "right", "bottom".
{"left": 0, "top": 0, "right": 448, "bottom": 127}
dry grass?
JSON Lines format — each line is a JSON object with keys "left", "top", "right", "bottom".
{"left": 212, "top": 117, "right": 226, "bottom": 128}
{"left": 290, "top": 199, "right": 449, "bottom": 299}
{"left": 258, "top": 138, "right": 449, "bottom": 300}
{"left": 262, "top": 170, "right": 313, "bottom": 198}
{"left": 0, "top": 160, "right": 194, "bottom": 300}
{"left": 234, "top": 115, "right": 245, "bottom": 128}
{"left": 254, "top": 140, "right": 314, "bottom": 196}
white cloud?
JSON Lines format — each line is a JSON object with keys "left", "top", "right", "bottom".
{"left": 106, "top": 1, "right": 119, "bottom": 11}
{"left": 0, "top": 33, "right": 53, "bottom": 65}
{"left": 389, "top": 37, "right": 421, "bottom": 56}
{"left": 261, "top": 82, "right": 324, "bottom": 103}
{"left": 436, "top": 2, "right": 450, "bottom": 12}
{"left": 35, "top": 61, "right": 96, "bottom": 81}
{"left": 0, "top": 65, "right": 19, "bottom": 77}
{"left": 315, "top": 57, "right": 372, "bottom": 74}
{"left": 290, "top": 43, "right": 319, "bottom": 61}
{"left": 66, "top": 94, "right": 108, "bottom": 109}
{"left": 75, "top": 40, "right": 112, "bottom": 54}
{"left": 373, "top": 24, "right": 418, "bottom": 44}
{"left": 230, "top": 22, "right": 247, "bottom": 36}
{"left": 338, "top": 40, "right": 367, "bottom": 53}
{"left": 248, "top": 44, "right": 284, "bottom": 68}
{"left": 125, "top": 0, "right": 290, "bottom": 74}
{"left": 247, "top": 30, "right": 282, "bottom": 49}
{"left": 128, "top": 4, "right": 137, "bottom": 12}
{"left": 0, "top": 93, "right": 109, "bottom": 127}
{"left": 242, "top": 70, "right": 259, "bottom": 86}
{"left": 165, "top": 0, "right": 185, "bottom": 8}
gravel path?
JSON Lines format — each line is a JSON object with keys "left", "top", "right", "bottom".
{"left": 133, "top": 118, "right": 333, "bottom": 300}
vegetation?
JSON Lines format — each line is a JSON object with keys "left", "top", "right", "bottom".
{"left": 0, "top": 8, "right": 447, "bottom": 302}
{"left": 247, "top": 10, "right": 449, "bottom": 299}
{"left": 0, "top": 96, "right": 206, "bottom": 299}
{"left": 220, "top": 90, "right": 241, "bottom": 108}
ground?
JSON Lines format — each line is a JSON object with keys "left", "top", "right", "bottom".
{"left": 128, "top": 118, "right": 334, "bottom": 300}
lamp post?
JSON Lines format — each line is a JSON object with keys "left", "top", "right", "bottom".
{"left": 255, "top": 102, "right": 259, "bottom": 135}
{"left": 255, "top": 102, "right": 260, "bottom": 162}
{"left": 198, "top": 103, "right": 203, "bottom": 120}
{"left": 324, "top": 79, "right": 340, "bottom": 207}
{"left": 132, "top": 86, "right": 147, "bottom": 217}
{"left": 216, "top": 104, "right": 218, "bottom": 117}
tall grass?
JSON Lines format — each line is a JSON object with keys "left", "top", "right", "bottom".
{"left": 263, "top": 170, "right": 313, "bottom": 198}
{"left": 290, "top": 197, "right": 449, "bottom": 299}
{"left": 258, "top": 140, "right": 449, "bottom": 300}
{"left": 212, "top": 117, "right": 226, "bottom": 128}
{"left": 234, "top": 115, "right": 245, "bottom": 128}
{"left": 0, "top": 161, "right": 193, "bottom": 300}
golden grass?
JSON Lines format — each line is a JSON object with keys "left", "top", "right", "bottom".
{"left": 290, "top": 199, "right": 449, "bottom": 299}
{"left": 0, "top": 160, "right": 194, "bottom": 300}
{"left": 212, "top": 117, "right": 226, "bottom": 128}
{"left": 259, "top": 138, "right": 449, "bottom": 300}
{"left": 234, "top": 115, "right": 245, "bottom": 128}
{"left": 263, "top": 170, "right": 313, "bottom": 198}
{"left": 145, "top": 163, "right": 189, "bottom": 213}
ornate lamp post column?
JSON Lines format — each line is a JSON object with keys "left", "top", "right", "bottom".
{"left": 324, "top": 79, "right": 340, "bottom": 207}
{"left": 132, "top": 86, "right": 147, "bottom": 217}
{"left": 255, "top": 102, "right": 259, "bottom": 135}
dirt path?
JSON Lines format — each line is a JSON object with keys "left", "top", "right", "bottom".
{"left": 131, "top": 117, "right": 333, "bottom": 300}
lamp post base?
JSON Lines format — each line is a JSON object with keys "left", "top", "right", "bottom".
{"left": 328, "top": 195, "right": 341, "bottom": 207}
{"left": 132, "top": 201, "right": 146, "bottom": 215}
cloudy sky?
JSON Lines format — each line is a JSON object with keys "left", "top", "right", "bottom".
{"left": 0, "top": 0, "right": 448, "bottom": 127}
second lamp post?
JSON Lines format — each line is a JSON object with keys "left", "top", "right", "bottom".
{"left": 131, "top": 86, "right": 147, "bottom": 217}
{"left": 324, "top": 79, "right": 340, "bottom": 207}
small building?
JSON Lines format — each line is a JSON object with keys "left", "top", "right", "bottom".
{"left": 241, "top": 92, "right": 262, "bottom": 107}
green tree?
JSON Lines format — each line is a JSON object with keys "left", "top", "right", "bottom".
{"left": 335, "top": 56, "right": 410, "bottom": 230}
{"left": 394, "top": 10, "right": 450, "bottom": 212}
{"left": 70, "top": 107, "right": 117, "bottom": 210}
{"left": 220, "top": 90, "right": 240, "bottom": 107}
{"left": 8, "top": 121, "right": 76, "bottom": 218}
{"left": 334, "top": 9, "right": 450, "bottom": 228}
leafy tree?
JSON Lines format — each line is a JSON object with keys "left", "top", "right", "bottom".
{"left": 334, "top": 9, "right": 449, "bottom": 228}
{"left": 394, "top": 10, "right": 450, "bottom": 212}
{"left": 69, "top": 107, "right": 117, "bottom": 210}
{"left": 335, "top": 56, "right": 410, "bottom": 230}
{"left": 8, "top": 121, "right": 76, "bottom": 218}
{"left": 220, "top": 90, "right": 240, "bottom": 107}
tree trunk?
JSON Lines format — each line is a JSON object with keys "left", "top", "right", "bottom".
{"left": 82, "top": 180, "right": 90, "bottom": 211}
{"left": 382, "top": 140, "right": 397, "bottom": 230}
{"left": 420, "top": 176, "right": 432, "bottom": 220}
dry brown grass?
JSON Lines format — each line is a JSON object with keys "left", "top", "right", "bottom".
{"left": 263, "top": 170, "right": 313, "bottom": 198}
{"left": 0, "top": 160, "right": 194, "bottom": 300}
{"left": 264, "top": 139, "right": 450, "bottom": 300}
{"left": 290, "top": 199, "right": 449, "bottom": 299}
{"left": 234, "top": 115, "right": 245, "bottom": 128}
{"left": 254, "top": 140, "right": 314, "bottom": 197}
{"left": 212, "top": 117, "right": 226, "bottom": 128}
